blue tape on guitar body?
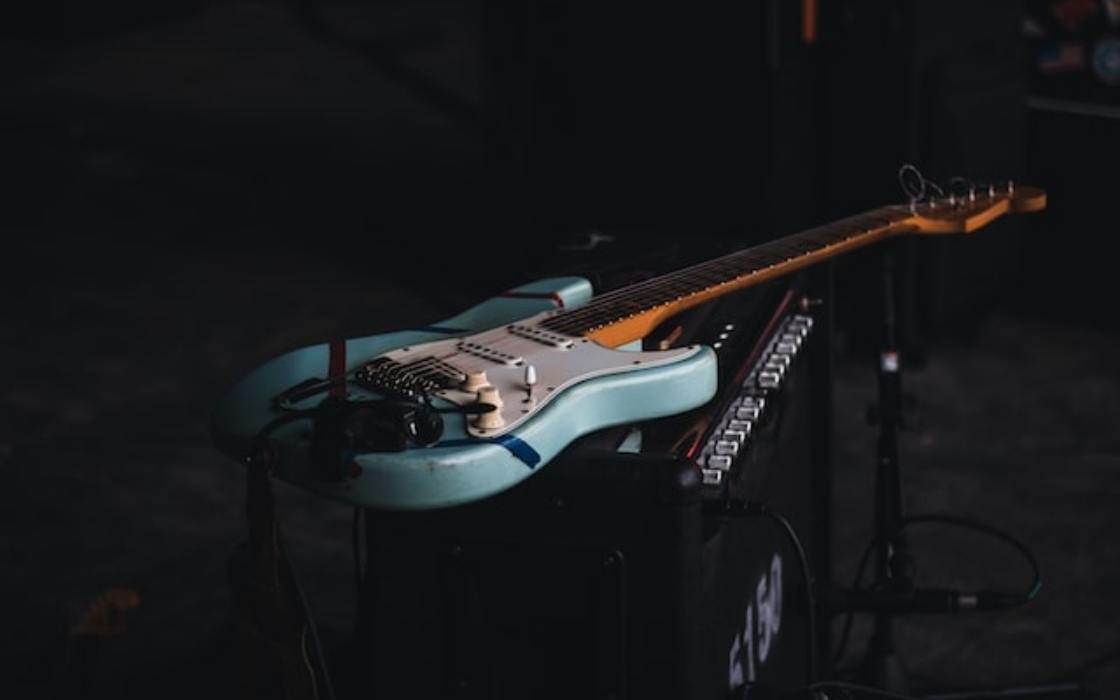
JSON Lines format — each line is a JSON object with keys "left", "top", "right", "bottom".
{"left": 435, "top": 435, "right": 542, "bottom": 469}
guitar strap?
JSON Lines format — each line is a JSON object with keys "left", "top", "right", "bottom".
{"left": 227, "top": 449, "right": 333, "bottom": 700}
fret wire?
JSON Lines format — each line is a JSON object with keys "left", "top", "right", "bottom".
{"left": 543, "top": 210, "right": 899, "bottom": 334}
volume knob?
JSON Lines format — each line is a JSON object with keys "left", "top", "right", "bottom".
{"left": 473, "top": 385, "right": 505, "bottom": 430}
{"left": 461, "top": 370, "right": 489, "bottom": 393}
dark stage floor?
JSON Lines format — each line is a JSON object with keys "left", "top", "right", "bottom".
{"left": 5, "top": 3, "right": 1120, "bottom": 698}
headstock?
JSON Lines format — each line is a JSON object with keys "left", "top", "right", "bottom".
{"left": 900, "top": 181, "right": 1047, "bottom": 235}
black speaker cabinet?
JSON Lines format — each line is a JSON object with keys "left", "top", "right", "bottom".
{"left": 356, "top": 284, "right": 823, "bottom": 699}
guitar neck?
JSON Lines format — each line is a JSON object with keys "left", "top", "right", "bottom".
{"left": 542, "top": 206, "right": 915, "bottom": 347}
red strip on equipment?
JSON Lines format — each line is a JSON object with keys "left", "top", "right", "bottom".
{"left": 328, "top": 339, "right": 346, "bottom": 398}
{"left": 803, "top": 0, "right": 817, "bottom": 44}
{"left": 498, "top": 291, "right": 565, "bottom": 308}
{"left": 682, "top": 289, "right": 798, "bottom": 460}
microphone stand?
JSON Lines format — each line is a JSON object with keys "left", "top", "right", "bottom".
{"left": 857, "top": 239, "right": 914, "bottom": 693}
{"left": 823, "top": 240, "right": 1081, "bottom": 699}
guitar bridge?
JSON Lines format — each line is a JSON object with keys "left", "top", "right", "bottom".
{"left": 353, "top": 357, "right": 458, "bottom": 399}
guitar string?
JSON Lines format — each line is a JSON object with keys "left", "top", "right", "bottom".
{"left": 479, "top": 222, "right": 863, "bottom": 343}
{"left": 396, "top": 200, "right": 969, "bottom": 373}
{"left": 467, "top": 210, "right": 900, "bottom": 350}
{"left": 457, "top": 208, "right": 908, "bottom": 357}
{"left": 539, "top": 237, "right": 851, "bottom": 336}
{"left": 543, "top": 210, "right": 903, "bottom": 332}
{"left": 364, "top": 195, "right": 1003, "bottom": 396}
{"left": 447, "top": 197, "right": 987, "bottom": 355}
{"left": 373, "top": 198, "right": 982, "bottom": 393}
{"left": 376, "top": 333, "right": 519, "bottom": 392}
{"left": 543, "top": 209, "right": 907, "bottom": 335}
{"left": 398, "top": 357, "right": 448, "bottom": 387}
{"left": 493, "top": 201, "right": 934, "bottom": 349}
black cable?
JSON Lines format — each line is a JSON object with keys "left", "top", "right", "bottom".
{"left": 284, "top": 543, "right": 339, "bottom": 700}
{"left": 923, "top": 641, "right": 1118, "bottom": 696}
{"left": 804, "top": 680, "right": 922, "bottom": 700}
{"left": 901, "top": 514, "right": 1042, "bottom": 606}
{"left": 775, "top": 512, "right": 819, "bottom": 682}
{"left": 827, "top": 513, "right": 1041, "bottom": 677}
{"left": 352, "top": 506, "right": 364, "bottom": 598}
{"left": 920, "top": 682, "right": 1083, "bottom": 700}
{"left": 724, "top": 501, "right": 818, "bottom": 682}
{"left": 244, "top": 409, "right": 340, "bottom": 700}
{"left": 253, "top": 408, "right": 316, "bottom": 443}
{"left": 1046, "top": 641, "right": 1120, "bottom": 682}
{"left": 829, "top": 537, "right": 877, "bottom": 674}
{"left": 762, "top": 506, "right": 819, "bottom": 682}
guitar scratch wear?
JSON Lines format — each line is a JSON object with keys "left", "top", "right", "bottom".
{"left": 436, "top": 435, "right": 542, "bottom": 469}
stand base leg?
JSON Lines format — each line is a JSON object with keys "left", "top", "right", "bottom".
{"left": 859, "top": 648, "right": 910, "bottom": 696}
{"left": 921, "top": 682, "right": 1087, "bottom": 700}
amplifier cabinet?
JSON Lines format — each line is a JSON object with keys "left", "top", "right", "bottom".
{"left": 357, "top": 284, "right": 821, "bottom": 699}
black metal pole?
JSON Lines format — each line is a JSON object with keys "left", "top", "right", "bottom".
{"left": 808, "top": 262, "right": 835, "bottom": 676}
{"left": 860, "top": 240, "right": 913, "bottom": 693}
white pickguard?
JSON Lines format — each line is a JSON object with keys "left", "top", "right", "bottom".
{"left": 381, "top": 310, "right": 701, "bottom": 438}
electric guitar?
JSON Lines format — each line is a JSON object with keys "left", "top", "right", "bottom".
{"left": 211, "top": 182, "right": 1046, "bottom": 510}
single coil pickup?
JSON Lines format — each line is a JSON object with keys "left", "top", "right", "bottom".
{"left": 455, "top": 341, "right": 523, "bottom": 365}
{"left": 507, "top": 324, "right": 575, "bottom": 349}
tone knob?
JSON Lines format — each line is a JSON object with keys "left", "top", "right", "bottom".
{"left": 477, "top": 385, "right": 504, "bottom": 408}
{"left": 461, "top": 370, "right": 489, "bottom": 393}
{"left": 473, "top": 385, "right": 505, "bottom": 430}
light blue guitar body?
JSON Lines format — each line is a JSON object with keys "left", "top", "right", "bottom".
{"left": 211, "top": 277, "right": 718, "bottom": 510}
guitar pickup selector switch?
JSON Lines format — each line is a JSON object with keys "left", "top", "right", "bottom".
{"left": 697, "top": 313, "right": 814, "bottom": 489}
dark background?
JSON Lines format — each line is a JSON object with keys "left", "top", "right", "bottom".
{"left": 3, "top": 0, "right": 1120, "bottom": 698}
